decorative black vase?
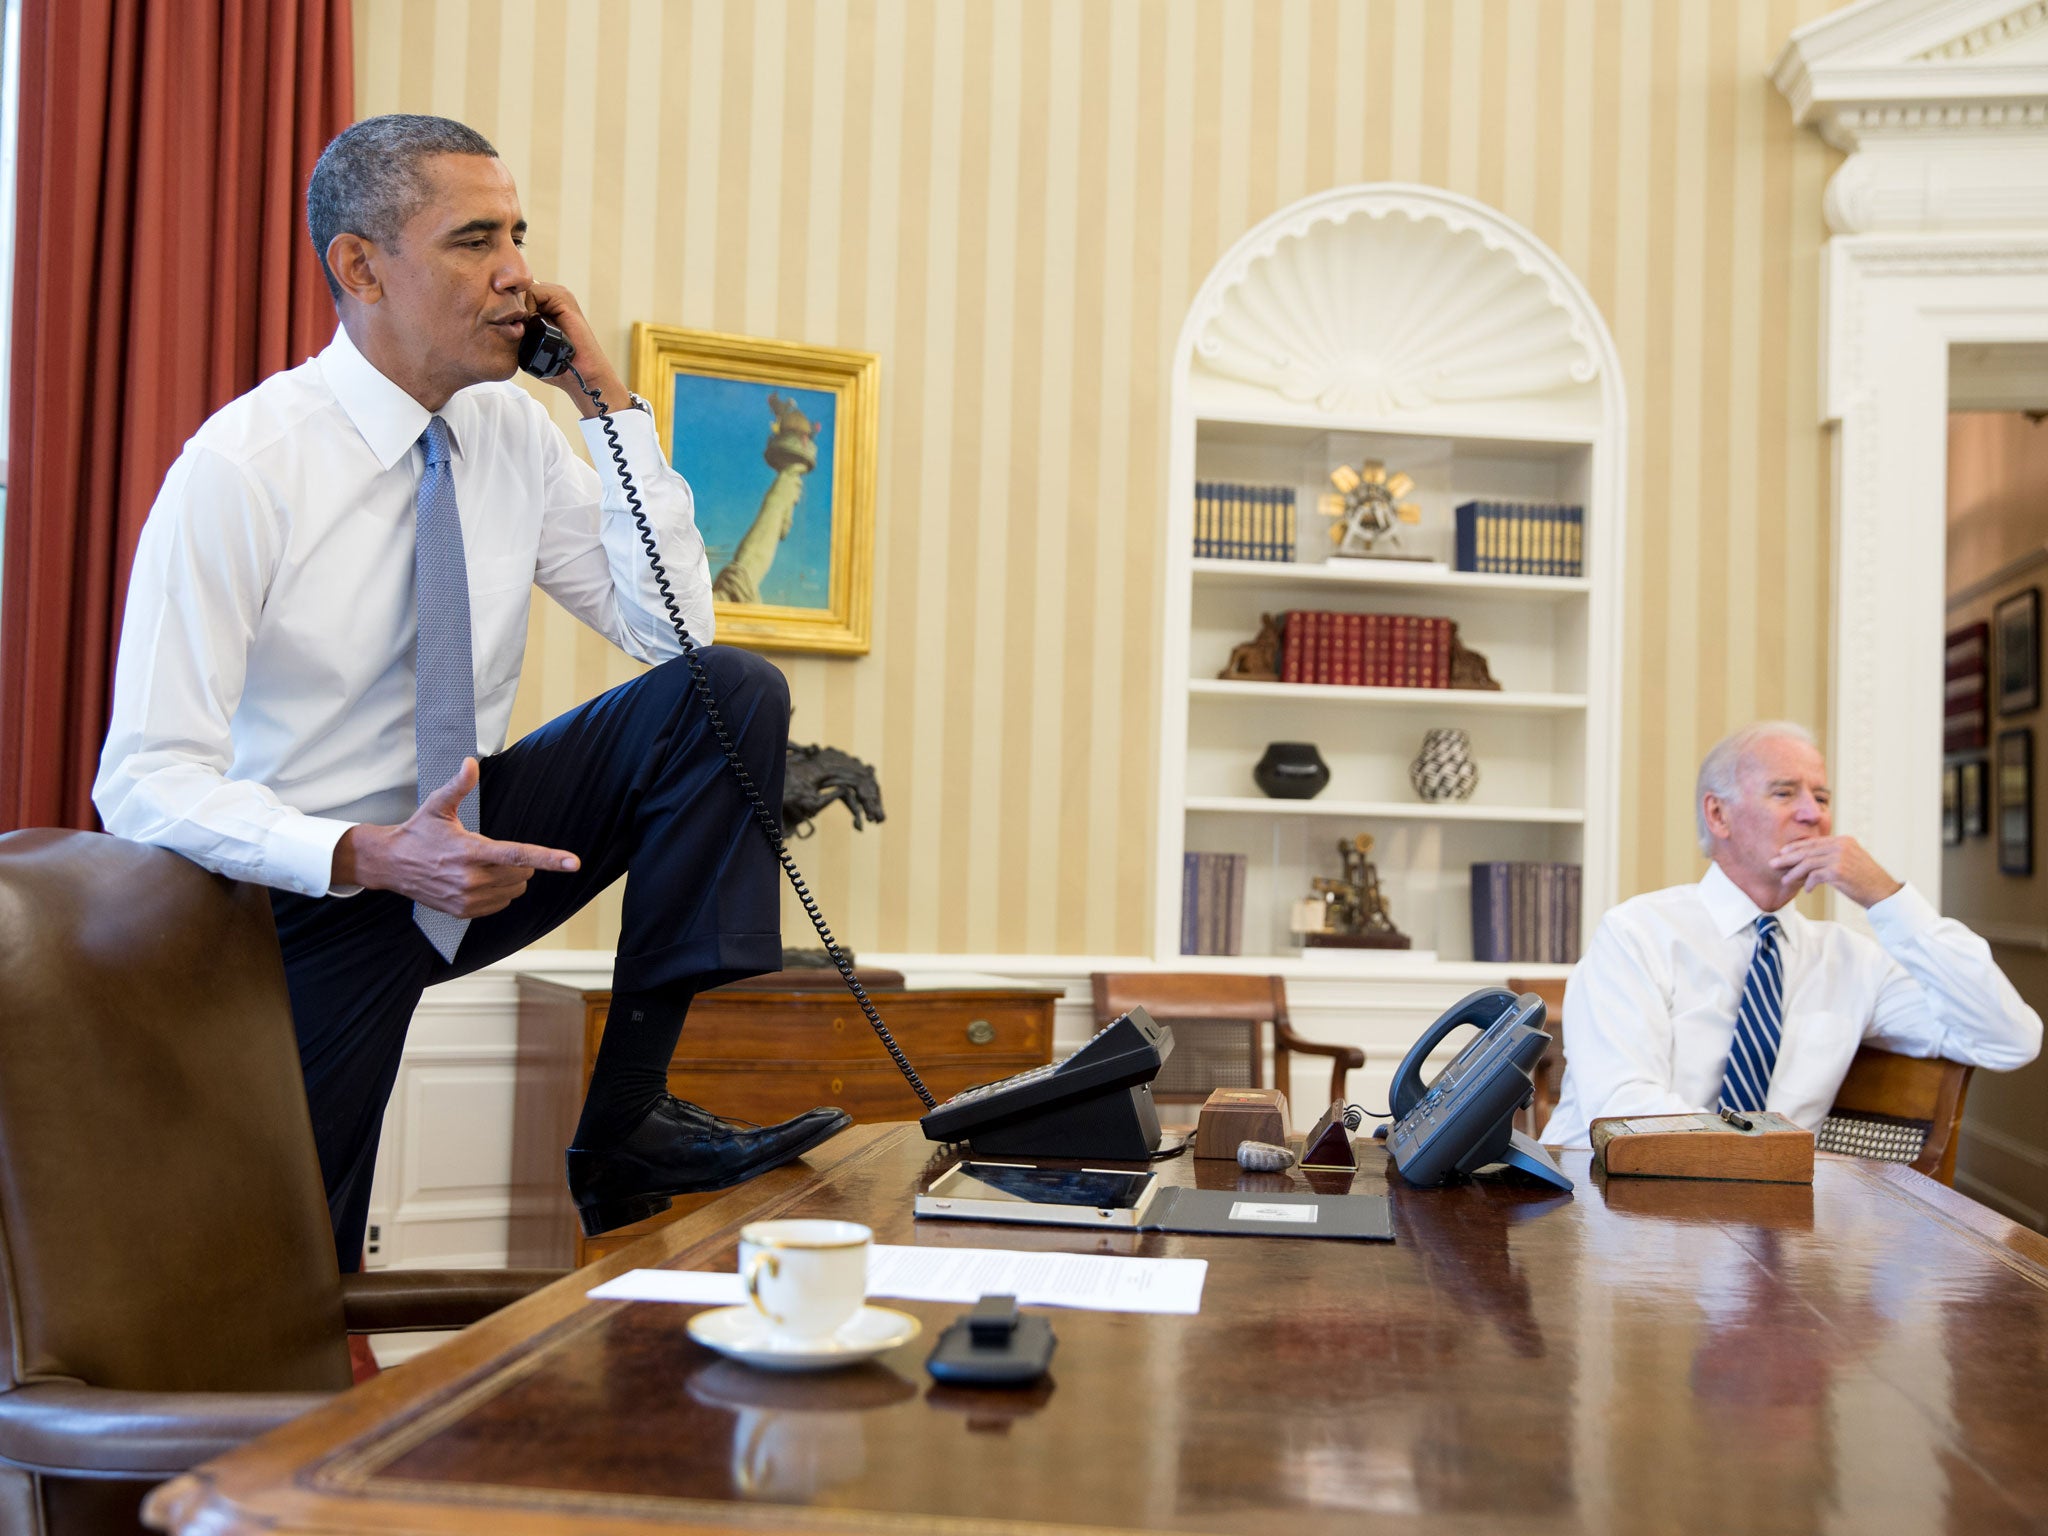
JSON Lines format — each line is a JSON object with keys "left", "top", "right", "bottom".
{"left": 1253, "top": 742, "right": 1330, "bottom": 800}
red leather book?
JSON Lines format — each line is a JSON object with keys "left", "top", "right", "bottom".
{"left": 1282, "top": 610, "right": 1305, "bottom": 684}
{"left": 1344, "top": 612, "right": 1363, "bottom": 686}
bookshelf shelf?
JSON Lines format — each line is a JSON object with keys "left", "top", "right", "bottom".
{"left": 1155, "top": 183, "right": 1624, "bottom": 979}
{"left": 1187, "top": 680, "right": 1587, "bottom": 714}
{"left": 1191, "top": 557, "right": 1590, "bottom": 599}
{"left": 1186, "top": 796, "right": 1586, "bottom": 825}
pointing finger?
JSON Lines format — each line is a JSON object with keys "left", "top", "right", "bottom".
{"left": 476, "top": 837, "right": 580, "bottom": 873}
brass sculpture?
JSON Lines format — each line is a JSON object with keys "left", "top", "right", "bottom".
{"left": 1295, "top": 833, "right": 1412, "bottom": 949}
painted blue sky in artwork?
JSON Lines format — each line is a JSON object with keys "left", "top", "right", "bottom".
{"left": 668, "top": 374, "right": 838, "bottom": 610}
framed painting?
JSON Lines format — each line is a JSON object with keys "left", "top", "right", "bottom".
{"left": 1943, "top": 763, "right": 1962, "bottom": 848}
{"left": 1995, "top": 588, "right": 2039, "bottom": 716}
{"left": 1961, "top": 756, "right": 1988, "bottom": 838}
{"left": 1997, "top": 727, "right": 2033, "bottom": 877}
{"left": 630, "top": 324, "right": 878, "bottom": 655}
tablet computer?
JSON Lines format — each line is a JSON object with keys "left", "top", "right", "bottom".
{"left": 915, "top": 1161, "right": 1162, "bottom": 1228}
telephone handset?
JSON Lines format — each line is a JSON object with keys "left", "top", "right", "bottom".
{"left": 1385, "top": 987, "right": 1573, "bottom": 1193}
{"left": 515, "top": 314, "right": 938, "bottom": 1109}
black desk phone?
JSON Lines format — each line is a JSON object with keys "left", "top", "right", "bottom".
{"left": 1386, "top": 988, "right": 1573, "bottom": 1193}
{"left": 918, "top": 1008, "right": 1173, "bottom": 1159}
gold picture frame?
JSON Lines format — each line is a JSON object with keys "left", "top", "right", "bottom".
{"left": 630, "top": 324, "right": 878, "bottom": 655}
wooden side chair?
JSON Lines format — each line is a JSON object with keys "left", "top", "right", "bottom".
{"left": 1819, "top": 1045, "right": 1975, "bottom": 1185}
{"left": 1088, "top": 972, "right": 1363, "bottom": 1118}
{"left": 1506, "top": 975, "right": 1569, "bottom": 1138}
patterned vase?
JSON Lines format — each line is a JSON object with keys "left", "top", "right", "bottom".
{"left": 1409, "top": 728, "right": 1477, "bottom": 802}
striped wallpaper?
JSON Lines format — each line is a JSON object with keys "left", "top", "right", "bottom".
{"left": 353, "top": 0, "right": 1844, "bottom": 958}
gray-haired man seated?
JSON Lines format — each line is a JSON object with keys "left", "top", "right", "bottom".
{"left": 1543, "top": 722, "right": 2040, "bottom": 1147}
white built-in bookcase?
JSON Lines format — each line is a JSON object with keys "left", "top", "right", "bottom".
{"left": 1153, "top": 185, "right": 1626, "bottom": 981}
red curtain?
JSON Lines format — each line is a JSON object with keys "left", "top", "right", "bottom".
{"left": 0, "top": 0, "right": 352, "bottom": 831}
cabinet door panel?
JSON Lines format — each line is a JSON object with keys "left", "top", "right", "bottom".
{"left": 670, "top": 998, "right": 1051, "bottom": 1065}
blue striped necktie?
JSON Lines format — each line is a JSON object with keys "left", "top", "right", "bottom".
{"left": 1719, "top": 914, "right": 1784, "bottom": 1114}
{"left": 413, "top": 415, "right": 477, "bottom": 963}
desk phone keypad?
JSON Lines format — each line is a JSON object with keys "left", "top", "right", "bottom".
{"left": 935, "top": 1016, "right": 1129, "bottom": 1110}
{"left": 937, "top": 1060, "right": 1061, "bottom": 1110}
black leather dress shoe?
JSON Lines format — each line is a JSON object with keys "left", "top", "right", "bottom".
{"left": 564, "top": 1096, "right": 853, "bottom": 1237}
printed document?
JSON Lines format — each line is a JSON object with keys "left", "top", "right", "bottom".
{"left": 589, "top": 1244, "right": 1207, "bottom": 1315}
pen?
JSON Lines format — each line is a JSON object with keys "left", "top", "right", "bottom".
{"left": 1719, "top": 1108, "right": 1754, "bottom": 1132}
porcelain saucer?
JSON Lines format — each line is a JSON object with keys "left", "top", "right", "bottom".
{"left": 686, "top": 1305, "right": 923, "bottom": 1372}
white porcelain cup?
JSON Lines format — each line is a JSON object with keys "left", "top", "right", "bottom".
{"left": 739, "top": 1219, "right": 871, "bottom": 1344}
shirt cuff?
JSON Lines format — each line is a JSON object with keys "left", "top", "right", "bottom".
{"left": 268, "top": 812, "right": 362, "bottom": 898}
{"left": 578, "top": 406, "right": 667, "bottom": 494}
{"left": 1865, "top": 881, "right": 1940, "bottom": 947}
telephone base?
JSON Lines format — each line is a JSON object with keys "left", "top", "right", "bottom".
{"left": 953, "top": 1083, "right": 1163, "bottom": 1162}
{"left": 1497, "top": 1128, "right": 1574, "bottom": 1192}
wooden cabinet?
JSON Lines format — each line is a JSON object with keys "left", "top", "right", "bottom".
{"left": 512, "top": 972, "right": 1058, "bottom": 1265}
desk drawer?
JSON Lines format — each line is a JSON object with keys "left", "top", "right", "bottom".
{"left": 672, "top": 995, "right": 1050, "bottom": 1065}
{"left": 669, "top": 1058, "right": 1038, "bottom": 1126}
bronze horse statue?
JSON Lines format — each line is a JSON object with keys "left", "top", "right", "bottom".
{"left": 782, "top": 742, "right": 886, "bottom": 837}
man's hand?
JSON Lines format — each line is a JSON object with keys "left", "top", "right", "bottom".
{"left": 525, "top": 281, "right": 631, "bottom": 420}
{"left": 332, "top": 759, "right": 580, "bottom": 917}
{"left": 1769, "top": 835, "right": 1903, "bottom": 909}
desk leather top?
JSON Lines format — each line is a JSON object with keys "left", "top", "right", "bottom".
{"left": 151, "top": 1125, "right": 2048, "bottom": 1535}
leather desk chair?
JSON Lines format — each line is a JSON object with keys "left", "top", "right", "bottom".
{"left": 1820, "top": 1045, "right": 1975, "bottom": 1186}
{"left": 0, "top": 830, "right": 563, "bottom": 1534}
{"left": 1089, "top": 973, "right": 1363, "bottom": 1118}
{"left": 1506, "top": 975, "right": 1568, "bottom": 1138}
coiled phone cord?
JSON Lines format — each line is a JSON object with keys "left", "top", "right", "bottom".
{"left": 568, "top": 361, "right": 938, "bottom": 1110}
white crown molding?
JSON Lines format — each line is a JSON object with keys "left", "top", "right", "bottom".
{"left": 1777, "top": 1, "right": 2048, "bottom": 231}
{"left": 1187, "top": 185, "right": 1604, "bottom": 421}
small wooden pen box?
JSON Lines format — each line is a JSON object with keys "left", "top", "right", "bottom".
{"left": 1591, "top": 1111, "right": 1815, "bottom": 1184}
{"left": 1194, "top": 1088, "right": 1289, "bottom": 1160}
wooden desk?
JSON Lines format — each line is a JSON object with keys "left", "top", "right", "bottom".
{"left": 152, "top": 1129, "right": 2048, "bottom": 1534}
{"left": 513, "top": 974, "right": 1058, "bottom": 1264}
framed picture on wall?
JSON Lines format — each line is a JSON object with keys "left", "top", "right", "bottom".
{"left": 1943, "top": 763, "right": 1962, "bottom": 847}
{"left": 1946, "top": 620, "right": 1991, "bottom": 752}
{"left": 1997, "top": 728, "right": 2033, "bottom": 877}
{"left": 1995, "top": 588, "right": 2039, "bottom": 715}
{"left": 1961, "top": 757, "right": 1988, "bottom": 838}
{"left": 629, "top": 324, "right": 879, "bottom": 656}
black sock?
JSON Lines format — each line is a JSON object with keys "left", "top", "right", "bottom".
{"left": 573, "top": 987, "right": 695, "bottom": 1149}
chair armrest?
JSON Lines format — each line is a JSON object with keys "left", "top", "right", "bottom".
{"left": 0, "top": 1381, "right": 329, "bottom": 1477}
{"left": 340, "top": 1268, "right": 568, "bottom": 1333}
{"left": 1274, "top": 1024, "right": 1366, "bottom": 1108}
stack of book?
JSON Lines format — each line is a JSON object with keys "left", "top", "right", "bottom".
{"left": 1180, "top": 852, "right": 1247, "bottom": 956}
{"left": 1194, "top": 483, "right": 1297, "bottom": 562}
{"left": 1470, "top": 862, "right": 1582, "bottom": 964}
{"left": 1454, "top": 502, "right": 1584, "bottom": 577}
{"left": 1280, "top": 611, "right": 1454, "bottom": 687}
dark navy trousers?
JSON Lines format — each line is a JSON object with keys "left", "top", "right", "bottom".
{"left": 270, "top": 646, "right": 790, "bottom": 1270}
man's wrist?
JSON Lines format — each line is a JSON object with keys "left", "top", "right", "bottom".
{"left": 332, "top": 823, "right": 387, "bottom": 890}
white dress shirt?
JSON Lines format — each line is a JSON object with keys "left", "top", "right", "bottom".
{"left": 94, "top": 326, "right": 714, "bottom": 898}
{"left": 1540, "top": 863, "right": 2042, "bottom": 1146}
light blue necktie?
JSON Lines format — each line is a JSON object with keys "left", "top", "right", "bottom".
{"left": 413, "top": 416, "right": 477, "bottom": 962}
{"left": 1718, "top": 914, "right": 1784, "bottom": 1114}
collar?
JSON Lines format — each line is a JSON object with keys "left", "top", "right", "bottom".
{"left": 318, "top": 325, "right": 474, "bottom": 471}
{"left": 1698, "top": 862, "right": 1802, "bottom": 943}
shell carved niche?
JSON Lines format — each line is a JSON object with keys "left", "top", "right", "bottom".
{"left": 1192, "top": 199, "right": 1601, "bottom": 419}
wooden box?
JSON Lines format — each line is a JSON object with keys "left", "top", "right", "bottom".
{"left": 1591, "top": 1111, "right": 1814, "bottom": 1184}
{"left": 1194, "top": 1087, "right": 1289, "bottom": 1160}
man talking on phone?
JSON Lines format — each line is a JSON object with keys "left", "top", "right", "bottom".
{"left": 95, "top": 114, "right": 849, "bottom": 1265}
